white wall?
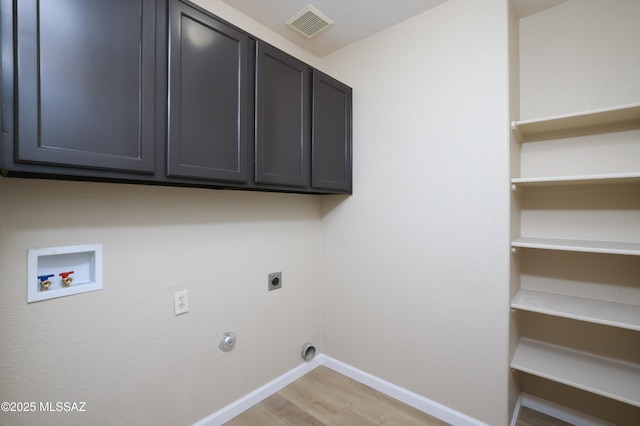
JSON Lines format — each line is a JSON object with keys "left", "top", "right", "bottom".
{"left": 0, "top": 1, "right": 323, "bottom": 424}
{"left": 0, "top": 179, "right": 323, "bottom": 426}
{"left": 507, "top": 0, "right": 522, "bottom": 421}
{"left": 318, "top": 0, "right": 512, "bottom": 424}
{"left": 520, "top": 0, "right": 640, "bottom": 119}
{"left": 0, "top": 0, "right": 515, "bottom": 425}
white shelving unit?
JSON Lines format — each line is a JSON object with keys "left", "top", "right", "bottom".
{"left": 511, "top": 103, "right": 640, "bottom": 142}
{"left": 512, "top": 237, "right": 640, "bottom": 256}
{"left": 511, "top": 103, "right": 640, "bottom": 419}
{"left": 511, "top": 289, "right": 640, "bottom": 331}
{"left": 511, "top": 338, "right": 640, "bottom": 407}
{"left": 511, "top": 172, "right": 640, "bottom": 189}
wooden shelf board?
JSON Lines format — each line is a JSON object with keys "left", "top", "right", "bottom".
{"left": 512, "top": 289, "right": 640, "bottom": 331}
{"left": 511, "top": 338, "right": 640, "bottom": 407}
{"left": 512, "top": 237, "right": 640, "bottom": 256}
{"left": 511, "top": 172, "right": 640, "bottom": 188}
{"left": 512, "top": 103, "right": 640, "bottom": 141}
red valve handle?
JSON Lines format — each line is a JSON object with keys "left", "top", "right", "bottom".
{"left": 59, "top": 271, "right": 74, "bottom": 278}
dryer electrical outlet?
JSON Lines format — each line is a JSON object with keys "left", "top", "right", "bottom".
{"left": 268, "top": 272, "right": 282, "bottom": 291}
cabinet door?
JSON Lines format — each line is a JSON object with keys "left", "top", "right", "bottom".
{"left": 312, "top": 70, "right": 352, "bottom": 192}
{"left": 255, "top": 41, "right": 310, "bottom": 188}
{"left": 15, "top": 0, "right": 157, "bottom": 173}
{"left": 168, "top": 0, "right": 248, "bottom": 183}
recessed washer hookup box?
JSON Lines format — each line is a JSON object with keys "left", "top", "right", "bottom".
{"left": 27, "top": 244, "right": 103, "bottom": 303}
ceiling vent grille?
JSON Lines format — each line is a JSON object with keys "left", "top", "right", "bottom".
{"left": 286, "top": 5, "right": 334, "bottom": 38}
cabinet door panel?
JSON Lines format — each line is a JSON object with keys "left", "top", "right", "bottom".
{"left": 312, "top": 71, "right": 352, "bottom": 192}
{"left": 255, "top": 41, "right": 310, "bottom": 187}
{"left": 168, "top": 0, "right": 248, "bottom": 183}
{"left": 16, "top": 0, "right": 156, "bottom": 173}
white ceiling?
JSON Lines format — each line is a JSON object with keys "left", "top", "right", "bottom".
{"left": 219, "top": 0, "right": 571, "bottom": 57}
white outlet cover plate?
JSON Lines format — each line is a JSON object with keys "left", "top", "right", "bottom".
{"left": 174, "top": 290, "right": 189, "bottom": 315}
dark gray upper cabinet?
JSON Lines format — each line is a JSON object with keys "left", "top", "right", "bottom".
{"left": 167, "top": 0, "right": 249, "bottom": 183}
{"left": 13, "top": 0, "right": 158, "bottom": 174}
{"left": 312, "top": 71, "right": 353, "bottom": 193}
{"left": 255, "top": 41, "right": 310, "bottom": 188}
{"left": 1, "top": 0, "right": 351, "bottom": 194}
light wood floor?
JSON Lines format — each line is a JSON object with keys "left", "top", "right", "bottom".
{"left": 516, "top": 407, "right": 573, "bottom": 426}
{"left": 224, "top": 366, "right": 571, "bottom": 426}
{"left": 225, "top": 366, "right": 448, "bottom": 425}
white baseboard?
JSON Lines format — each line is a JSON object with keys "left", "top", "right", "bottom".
{"left": 193, "top": 353, "right": 487, "bottom": 426}
{"left": 510, "top": 394, "right": 523, "bottom": 426}
{"left": 192, "top": 355, "right": 323, "bottom": 426}
{"left": 319, "top": 355, "right": 488, "bottom": 426}
{"left": 518, "top": 393, "right": 614, "bottom": 426}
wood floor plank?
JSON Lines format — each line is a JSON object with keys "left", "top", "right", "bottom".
{"left": 224, "top": 366, "right": 449, "bottom": 425}
{"left": 277, "top": 368, "right": 357, "bottom": 423}
{"left": 225, "top": 366, "right": 590, "bottom": 426}
{"left": 261, "top": 393, "right": 323, "bottom": 425}
{"left": 326, "top": 405, "right": 380, "bottom": 426}
{"left": 326, "top": 372, "right": 446, "bottom": 425}
{"left": 277, "top": 380, "right": 346, "bottom": 423}
{"left": 517, "top": 407, "right": 573, "bottom": 426}
{"left": 224, "top": 403, "right": 284, "bottom": 426}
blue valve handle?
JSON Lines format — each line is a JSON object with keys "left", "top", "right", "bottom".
{"left": 38, "top": 274, "right": 54, "bottom": 281}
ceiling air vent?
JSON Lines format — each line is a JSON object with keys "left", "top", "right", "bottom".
{"left": 286, "top": 5, "right": 334, "bottom": 38}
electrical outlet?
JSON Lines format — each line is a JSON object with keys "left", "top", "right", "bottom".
{"left": 268, "top": 272, "right": 282, "bottom": 291}
{"left": 174, "top": 290, "right": 189, "bottom": 315}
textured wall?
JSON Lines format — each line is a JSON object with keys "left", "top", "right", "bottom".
{"left": 0, "top": 0, "right": 517, "bottom": 425}
{"left": 318, "top": 0, "right": 512, "bottom": 424}
{"left": 0, "top": 2, "right": 328, "bottom": 423}
{"left": 0, "top": 179, "right": 323, "bottom": 425}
